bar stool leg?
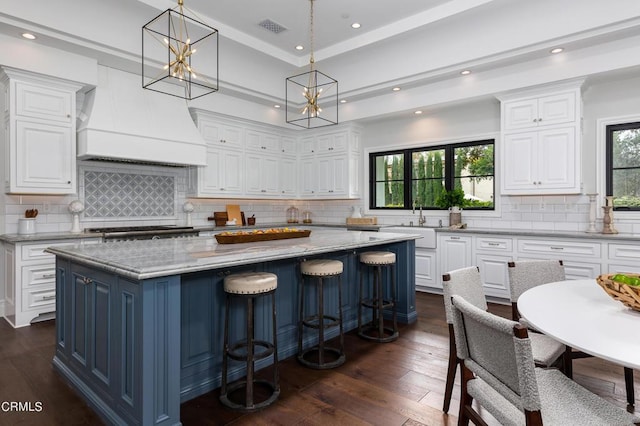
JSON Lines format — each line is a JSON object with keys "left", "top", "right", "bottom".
{"left": 391, "top": 263, "right": 398, "bottom": 335}
{"left": 337, "top": 274, "right": 344, "bottom": 355}
{"left": 317, "top": 276, "right": 325, "bottom": 366}
{"left": 376, "top": 266, "right": 384, "bottom": 339}
{"left": 298, "top": 270, "right": 305, "bottom": 358}
{"left": 271, "top": 291, "right": 280, "bottom": 394}
{"left": 245, "top": 296, "right": 255, "bottom": 409}
{"left": 221, "top": 293, "right": 231, "bottom": 397}
{"left": 358, "top": 262, "right": 364, "bottom": 334}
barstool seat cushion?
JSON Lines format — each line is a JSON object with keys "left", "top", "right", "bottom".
{"left": 360, "top": 251, "right": 396, "bottom": 265}
{"left": 301, "top": 259, "right": 343, "bottom": 276}
{"left": 224, "top": 272, "right": 277, "bottom": 295}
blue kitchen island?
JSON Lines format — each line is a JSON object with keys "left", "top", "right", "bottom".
{"left": 47, "top": 228, "right": 419, "bottom": 425}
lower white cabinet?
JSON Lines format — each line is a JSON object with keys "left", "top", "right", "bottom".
{"left": 438, "top": 234, "right": 472, "bottom": 287}
{"left": 415, "top": 247, "right": 437, "bottom": 290}
{"left": 2, "top": 238, "right": 101, "bottom": 328}
{"left": 474, "top": 236, "right": 514, "bottom": 299}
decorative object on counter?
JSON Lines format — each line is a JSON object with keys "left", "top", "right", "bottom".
{"left": 24, "top": 208, "right": 38, "bottom": 218}
{"left": 586, "top": 193, "right": 598, "bottom": 233}
{"left": 225, "top": 219, "right": 237, "bottom": 226}
{"left": 209, "top": 211, "right": 246, "bottom": 226}
{"left": 225, "top": 204, "right": 243, "bottom": 225}
{"left": 285, "top": 0, "right": 338, "bottom": 129}
{"left": 286, "top": 205, "right": 300, "bottom": 223}
{"left": 596, "top": 273, "right": 640, "bottom": 312}
{"left": 247, "top": 215, "right": 256, "bottom": 226}
{"left": 18, "top": 218, "right": 36, "bottom": 235}
{"left": 215, "top": 228, "right": 311, "bottom": 244}
{"left": 68, "top": 200, "right": 85, "bottom": 233}
{"left": 183, "top": 201, "right": 194, "bottom": 227}
{"left": 350, "top": 206, "right": 362, "bottom": 219}
{"left": 605, "top": 196, "right": 618, "bottom": 233}
{"left": 302, "top": 210, "right": 312, "bottom": 224}
{"left": 142, "top": 0, "right": 219, "bottom": 100}
{"left": 602, "top": 205, "right": 618, "bottom": 234}
{"left": 346, "top": 217, "right": 377, "bottom": 225}
{"left": 436, "top": 188, "right": 467, "bottom": 227}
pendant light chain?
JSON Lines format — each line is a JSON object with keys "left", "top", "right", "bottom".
{"left": 309, "top": 0, "right": 315, "bottom": 70}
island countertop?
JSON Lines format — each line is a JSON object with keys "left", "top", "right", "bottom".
{"left": 46, "top": 229, "right": 420, "bottom": 280}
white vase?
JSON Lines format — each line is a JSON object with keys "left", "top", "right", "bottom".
{"left": 70, "top": 213, "right": 82, "bottom": 233}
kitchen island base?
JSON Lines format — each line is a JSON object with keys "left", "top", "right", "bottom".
{"left": 51, "top": 239, "right": 416, "bottom": 425}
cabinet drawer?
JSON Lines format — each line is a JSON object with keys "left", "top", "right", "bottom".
{"left": 608, "top": 243, "right": 640, "bottom": 262}
{"left": 20, "top": 243, "right": 56, "bottom": 261}
{"left": 517, "top": 239, "right": 601, "bottom": 258}
{"left": 22, "top": 286, "right": 56, "bottom": 311}
{"left": 475, "top": 237, "right": 513, "bottom": 252}
{"left": 22, "top": 264, "right": 56, "bottom": 287}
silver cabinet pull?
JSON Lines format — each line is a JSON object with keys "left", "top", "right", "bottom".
{"left": 550, "top": 246, "right": 564, "bottom": 251}
{"left": 42, "top": 295, "right": 56, "bottom": 300}
{"left": 82, "top": 277, "right": 93, "bottom": 285}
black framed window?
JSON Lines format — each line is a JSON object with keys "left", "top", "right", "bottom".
{"left": 606, "top": 122, "right": 640, "bottom": 211}
{"left": 369, "top": 139, "right": 495, "bottom": 210}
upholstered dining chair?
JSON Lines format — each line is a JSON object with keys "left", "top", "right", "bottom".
{"left": 441, "top": 266, "right": 565, "bottom": 414}
{"left": 450, "top": 294, "right": 640, "bottom": 426}
{"left": 508, "top": 259, "right": 636, "bottom": 409}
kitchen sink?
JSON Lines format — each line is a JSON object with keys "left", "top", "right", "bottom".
{"left": 384, "top": 226, "right": 437, "bottom": 249}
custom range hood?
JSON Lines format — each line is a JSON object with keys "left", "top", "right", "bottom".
{"left": 77, "top": 66, "right": 206, "bottom": 166}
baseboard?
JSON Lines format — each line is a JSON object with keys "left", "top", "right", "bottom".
{"left": 0, "top": 299, "right": 5, "bottom": 318}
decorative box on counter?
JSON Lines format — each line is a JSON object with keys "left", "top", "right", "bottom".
{"left": 346, "top": 217, "right": 377, "bottom": 225}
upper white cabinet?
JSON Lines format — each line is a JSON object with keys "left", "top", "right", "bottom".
{"left": 497, "top": 80, "right": 584, "bottom": 195}
{"left": 188, "top": 109, "right": 362, "bottom": 200}
{"left": 1, "top": 68, "right": 82, "bottom": 194}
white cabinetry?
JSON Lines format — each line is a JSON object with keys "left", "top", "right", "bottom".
{"left": 2, "top": 238, "right": 101, "bottom": 328}
{"left": 1, "top": 68, "right": 82, "bottom": 194}
{"left": 245, "top": 153, "right": 279, "bottom": 197}
{"left": 516, "top": 238, "right": 602, "bottom": 279}
{"left": 299, "top": 127, "right": 361, "bottom": 199}
{"left": 474, "top": 236, "right": 514, "bottom": 299}
{"left": 438, "top": 234, "right": 472, "bottom": 289}
{"left": 498, "top": 80, "right": 583, "bottom": 195}
{"left": 415, "top": 247, "right": 437, "bottom": 290}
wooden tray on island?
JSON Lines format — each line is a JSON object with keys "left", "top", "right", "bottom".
{"left": 215, "top": 229, "right": 311, "bottom": 244}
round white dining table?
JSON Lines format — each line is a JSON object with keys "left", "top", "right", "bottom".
{"left": 518, "top": 279, "right": 640, "bottom": 370}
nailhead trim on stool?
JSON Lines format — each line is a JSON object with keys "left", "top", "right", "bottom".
{"left": 301, "top": 259, "right": 343, "bottom": 276}
{"left": 220, "top": 272, "right": 279, "bottom": 412}
{"left": 224, "top": 271, "right": 278, "bottom": 294}
{"left": 360, "top": 251, "right": 396, "bottom": 265}
{"left": 358, "top": 251, "right": 398, "bottom": 343}
{"left": 298, "top": 259, "right": 345, "bottom": 369}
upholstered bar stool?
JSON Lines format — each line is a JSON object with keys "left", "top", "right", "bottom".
{"left": 220, "top": 272, "right": 279, "bottom": 412}
{"left": 298, "top": 259, "right": 345, "bottom": 369}
{"left": 358, "top": 251, "right": 398, "bottom": 342}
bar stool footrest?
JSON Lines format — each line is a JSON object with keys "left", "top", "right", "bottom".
{"left": 228, "top": 340, "right": 275, "bottom": 362}
{"left": 301, "top": 314, "right": 341, "bottom": 330}
{"left": 360, "top": 298, "right": 395, "bottom": 310}
{"left": 298, "top": 347, "right": 346, "bottom": 370}
{"left": 220, "top": 379, "right": 280, "bottom": 412}
{"left": 358, "top": 324, "right": 399, "bottom": 343}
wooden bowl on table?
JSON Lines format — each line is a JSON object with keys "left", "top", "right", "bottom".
{"left": 596, "top": 273, "right": 640, "bottom": 312}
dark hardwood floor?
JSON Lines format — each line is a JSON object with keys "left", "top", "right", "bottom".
{"left": 1, "top": 293, "right": 637, "bottom": 425}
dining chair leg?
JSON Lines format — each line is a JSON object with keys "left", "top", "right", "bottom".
{"left": 443, "top": 324, "right": 458, "bottom": 413}
{"left": 563, "top": 346, "right": 573, "bottom": 379}
{"left": 624, "top": 367, "right": 635, "bottom": 408}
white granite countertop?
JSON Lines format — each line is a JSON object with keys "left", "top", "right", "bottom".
{"left": 46, "top": 229, "right": 420, "bottom": 281}
{"left": 432, "top": 227, "right": 640, "bottom": 241}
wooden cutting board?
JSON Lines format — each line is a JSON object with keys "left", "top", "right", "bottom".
{"left": 226, "top": 204, "right": 242, "bottom": 225}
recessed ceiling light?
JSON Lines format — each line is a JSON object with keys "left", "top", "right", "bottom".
{"left": 414, "top": 110, "right": 423, "bottom": 115}
{"left": 460, "top": 70, "right": 471, "bottom": 75}
{"left": 550, "top": 47, "right": 564, "bottom": 54}
{"left": 351, "top": 23, "right": 361, "bottom": 29}
{"left": 274, "top": 104, "right": 281, "bottom": 108}
{"left": 295, "top": 45, "right": 304, "bottom": 51}
{"left": 340, "top": 99, "right": 347, "bottom": 103}
{"left": 21, "top": 33, "right": 36, "bottom": 40}
{"left": 392, "top": 87, "right": 401, "bottom": 92}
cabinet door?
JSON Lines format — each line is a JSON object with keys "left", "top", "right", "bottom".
{"left": 244, "top": 154, "right": 278, "bottom": 196}
{"left": 317, "top": 132, "right": 348, "bottom": 153}
{"left": 300, "top": 158, "right": 317, "bottom": 197}
{"left": 415, "top": 248, "right": 437, "bottom": 290}
{"left": 300, "top": 137, "right": 316, "bottom": 157}
{"left": 502, "top": 131, "right": 537, "bottom": 193}
{"left": 439, "top": 235, "right": 472, "bottom": 286}
{"left": 14, "top": 120, "right": 74, "bottom": 192}
{"left": 280, "top": 137, "right": 297, "bottom": 156}
{"left": 15, "top": 81, "right": 73, "bottom": 123}
{"left": 503, "top": 98, "right": 538, "bottom": 130}
{"left": 245, "top": 130, "right": 279, "bottom": 153}
{"left": 198, "top": 119, "right": 243, "bottom": 151}
{"left": 199, "top": 148, "right": 223, "bottom": 194}
{"left": 316, "top": 156, "right": 332, "bottom": 195}
{"left": 279, "top": 157, "right": 298, "bottom": 196}
{"left": 316, "top": 156, "right": 348, "bottom": 197}
{"left": 221, "top": 150, "right": 243, "bottom": 194}
{"left": 538, "top": 92, "right": 575, "bottom": 127}
{"left": 475, "top": 253, "right": 512, "bottom": 299}
{"left": 537, "top": 127, "right": 577, "bottom": 191}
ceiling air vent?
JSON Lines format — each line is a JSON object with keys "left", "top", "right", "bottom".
{"left": 259, "top": 19, "right": 287, "bottom": 34}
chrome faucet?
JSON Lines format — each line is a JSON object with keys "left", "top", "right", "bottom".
{"left": 419, "top": 207, "right": 426, "bottom": 226}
